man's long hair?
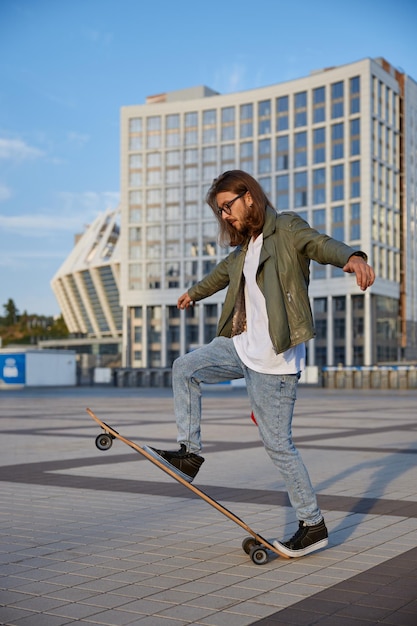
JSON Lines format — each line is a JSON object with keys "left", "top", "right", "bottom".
{"left": 206, "top": 170, "right": 275, "bottom": 247}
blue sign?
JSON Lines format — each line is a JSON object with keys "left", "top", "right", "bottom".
{"left": 0, "top": 354, "right": 26, "bottom": 385}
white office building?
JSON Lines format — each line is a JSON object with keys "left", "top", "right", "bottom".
{"left": 64, "top": 56, "right": 417, "bottom": 369}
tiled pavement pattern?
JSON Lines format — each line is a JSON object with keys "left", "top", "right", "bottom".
{"left": 1, "top": 386, "right": 417, "bottom": 626}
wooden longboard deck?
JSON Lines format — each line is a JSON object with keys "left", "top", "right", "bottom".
{"left": 86, "top": 407, "right": 289, "bottom": 561}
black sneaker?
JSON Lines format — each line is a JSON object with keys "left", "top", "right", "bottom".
{"left": 273, "top": 519, "right": 328, "bottom": 557}
{"left": 143, "top": 444, "right": 204, "bottom": 483}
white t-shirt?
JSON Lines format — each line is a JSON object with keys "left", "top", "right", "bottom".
{"left": 233, "top": 234, "right": 305, "bottom": 375}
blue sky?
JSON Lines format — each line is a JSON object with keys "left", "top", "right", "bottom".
{"left": 1, "top": 0, "right": 417, "bottom": 316}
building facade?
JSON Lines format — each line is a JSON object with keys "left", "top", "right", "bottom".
{"left": 75, "top": 57, "right": 417, "bottom": 369}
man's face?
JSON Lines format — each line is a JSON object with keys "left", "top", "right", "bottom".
{"left": 216, "top": 191, "right": 251, "bottom": 233}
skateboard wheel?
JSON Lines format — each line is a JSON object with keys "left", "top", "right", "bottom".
{"left": 250, "top": 545, "right": 269, "bottom": 565}
{"left": 242, "top": 537, "right": 259, "bottom": 555}
{"left": 95, "top": 433, "right": 113, "bottom": 450}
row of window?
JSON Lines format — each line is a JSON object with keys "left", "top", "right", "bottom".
{"left": 129, "top": 292, "right": 399, "bottom": 367}
{"left": 275, "top": 162, "right": 361, "bottom": 208}
{"left": 129, "top": 78, "right": 362, "bottom": 149}
{"left": 128, "top": 120, "right": 362, "bottom": 183}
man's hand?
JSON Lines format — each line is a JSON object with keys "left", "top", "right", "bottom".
{"left": 177, "top": 292, "right": 194, "bottom": 309}
{"left": 343, "top": 255, "right": 375, "bottom": 291}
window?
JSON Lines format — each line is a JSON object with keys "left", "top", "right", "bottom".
{"left": 129, "top": 172, "right": 142, "bottom": 187}
{"left": 276, "top": 174, "right": 289, "bottom": 210}
{"left": 259, "top": 176, "right": 271, "bottom": 195}
{"left": 294, "top": 131, "right": 307, "bottom": 168}
{"left": 202, "top": 109, "right": 217, "bottom": 144}
{"left": 129, "top": 208, "right": 141, "bottom": 224}
{"left": 315, "top": 319, "right": 327, "bottom": 339}
{"left": 258, "top": 138, "right": 271, "bottom": 173}
{"left": 128, "top": 263, "right": 142, "bottom": 290}
{"left": 313, "top": 86, "right": 325, "bottom": 123}
{"left": 276, "top": 135, "right": 289, "bottom": 170}
{"left": 294, "top": 171, "right": 307, "bottom": 207}
{"left": 276, "top": 96, "right": 289, "bottom": 131}
{"left": 240, "top": 141, "right": 253, "bottom": 173}
{"left": 146, "top": 169, "right": 161, "bottom": 185}
{"left": 314, "top": 297, "right": 327, "bottom": 314}
{"left": 350, "top": 160, "right": 360, "bottom": 197}
{"left": 129, "top": 118, "right": 142, "bottom": 133}
{"left": 350, "top": 118, "right": 360, "bottom": 155}
{"left": 221, "top": 106, "right": 235, "bottom": 141}
{"left": 147, "top": 116, "right": 161, "bottom": 131}
{"left": 313, "top": 168, "right": 326, "bottom": 205}
{"left": 313, "top": 208, "right": 326, "bottom": 232}
{"left": 313, "top": 297, "right": 327, "bottom": 360}
{"left": 332, "top": 164, "right": 344, "bottom": 201}
{"left": 350, "top": 76, "right": 360, "bottom": 114}
{"left": 240, "top": 103, "right": 253, "bottom": 138}
{"left": 350, "top": 202, "right": 361, "bottom": 240}
{"left": 333, "top": 296, "right": 346, "bottom": 311}
{"left": 258, "top": 99, "right": 271, "bottom": 135}
{"left": 240, "top": 141, "right": 253, "bottom": 157}
{"left": 313, "top": 127, "right": 325, "bottom": 163}
{"left": 129, "top": 190, "right": 142, "bottom": 206}
{"left": 203, "top": 146, "right": 216, "bottom": 163}
{"left": 129, "top": 135, "right": 142, "bottom": 151}
{"left": 221, "top": 144, "right": 235, "bottom": 169}
{"left": 166, "top": 150, "right": 180, "bottom": 167}
{"left": 129, "top": 154, "right": 142, "bottom": 169}
{"left": 147, "top": 152, "right": 161, "bottom": 168}
{"left": 185, "top": 111, "right": 198, "bottom": 145}
{"left": 147, "top": 188, "right": 161, "bottom": 204}
{"left": 331, "top": 123, "right": 344, "bottom": 160}
{"left": 331, "top": 81, "right": 344, "bottom": 118}
{"left": 294, "top": 91, "right": 307, "bottom": 127}
{"left": 332, "top": 205, "right": 344, "bottom": 241}
{"left": 184, "top": 148, "right": 198, "bottom": 165}
{"left": 147, "top": 263, "right": 161, "bottom": 289}
{"left": 165, "top": 114, "right": 180, "bottom": 147}
{"left": 147, "top": 115, "right": 161, "bottom": 149}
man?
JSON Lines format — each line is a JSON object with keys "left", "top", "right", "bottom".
{"left": 145, "top": 170, "right": 375, "bottom": 557}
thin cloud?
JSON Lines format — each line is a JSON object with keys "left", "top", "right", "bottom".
{"left": 0, "top": 213, "right": 86, "bottom": 234}
{"left": 0, "top": 184, "right": 12, "bottom": 202}
{"left": 0, "top": 137, "right": 44, "bottom": 160}
{"left": 0, "top": 249, "right": 65, "bottom": 268}
{"left": 67, "top": 131, "right": 90, "bottom": 146}
{"left": 58, "top": 190, "right": 119, "bottom": 215}
{"left": 213, "top": 62, "right": 248, "bottom": 94}
{"left": 81, "top": 27, "right": 113, "bottom": 46}
{"left": 0, "top": 190, "right": 119, "bottom": 237}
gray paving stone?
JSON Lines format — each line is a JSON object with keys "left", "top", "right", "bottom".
{"left": 1, "top": 387, "right": 417, "bottom": 626}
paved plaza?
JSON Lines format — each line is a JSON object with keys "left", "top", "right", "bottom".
{"left": 1, "top": 384, "right": 417, "bottom": 625}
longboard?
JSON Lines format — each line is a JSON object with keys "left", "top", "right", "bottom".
{"left": 86, "top": 407, "right": 289, "bottom": 564}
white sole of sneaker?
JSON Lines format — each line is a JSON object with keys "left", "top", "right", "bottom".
{"left": 143, "top": 446, "right": 194, "bottom": 483}
{"left": 272, "top": 537, "right": 328, "bottom": 558}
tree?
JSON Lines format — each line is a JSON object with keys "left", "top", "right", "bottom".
{"left": 3, "top": 299, "right": 19, "bottom": 326}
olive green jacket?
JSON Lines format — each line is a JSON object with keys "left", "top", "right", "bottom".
{"left": 188, "top": 207, "right": 364, "bottom": 355}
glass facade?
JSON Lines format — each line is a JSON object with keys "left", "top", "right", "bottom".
{"left": 119, "top": 58, "right": 416, "bottom": 368}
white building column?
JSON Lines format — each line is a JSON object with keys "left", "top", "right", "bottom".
{"left": 327, "top": 296, "right": 334, "bottom": 366}
{"left": 364, "top": 291, "right": 372, "bottom": 365}
{"left": 345, "top": 293, "right": 353, "bottom": 365}
{"left": 122, "top": 305, "right": 130, "bottom": 368}
{"left": 161, "top": 304, "right": 167, "bottom": 368}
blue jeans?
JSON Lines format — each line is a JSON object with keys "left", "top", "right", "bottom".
{"left": 172, "top": 336, "right": 322, "bottom": 524}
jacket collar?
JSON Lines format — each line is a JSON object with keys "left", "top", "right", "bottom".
{"left": 262, "top": 205, "right": 278, "bottom": 239}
